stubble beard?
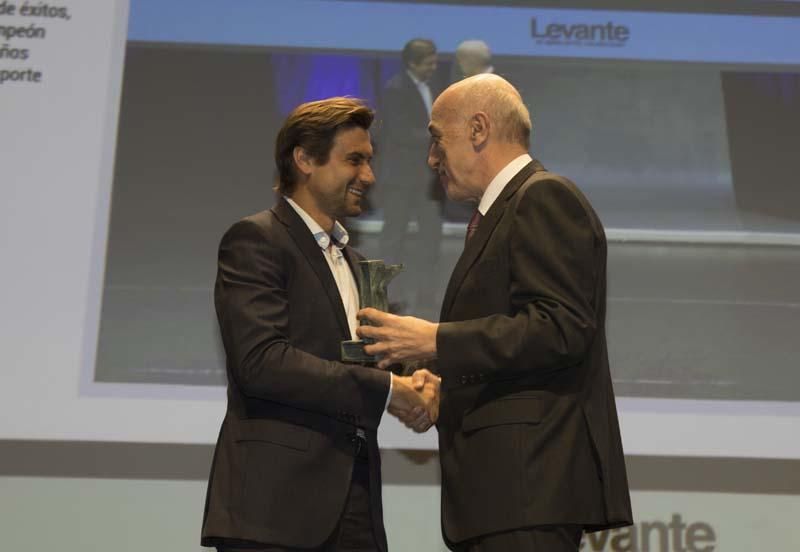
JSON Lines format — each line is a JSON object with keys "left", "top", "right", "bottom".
{"left": 322, "top": 179, "right": 362, "bottom": 222}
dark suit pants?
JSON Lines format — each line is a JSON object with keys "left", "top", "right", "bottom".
{"left": 216, "top": 455, "right": 384, "bottom": 552}
{"left": 452, "top": 525, "right": 583, "bottom": 552}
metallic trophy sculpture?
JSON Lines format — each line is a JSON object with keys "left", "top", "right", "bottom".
{"left": 341, "top": 260, "right": 403, "bottom": 363}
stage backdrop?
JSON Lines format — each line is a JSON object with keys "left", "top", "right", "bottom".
{"left": 1, "top": 1, "right": 800, "bottom": 550}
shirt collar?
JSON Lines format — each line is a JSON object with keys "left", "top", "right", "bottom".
{"left": 284, "top": 196, "right": 349, "bottom": 250}
{"left": 477, "top": 153, "right": 533, "bottom": 215}
{"left": 406, "top": 69, "right": 428, "bottom": 87}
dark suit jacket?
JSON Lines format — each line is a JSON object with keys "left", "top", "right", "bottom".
{"left": 201, "top": 198, "right": 391, "bottom": 549}
{"left": 377, "top": 70, "right": 443, "bottom": 202}
{"left": 435, "top": 160, "right": 633, "bottom": 544}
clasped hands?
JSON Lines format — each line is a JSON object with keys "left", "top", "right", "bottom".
{"left": 388, "top": 369, "right": 441, "bottom": 432}
{"left": 357, "top": 307, "right": 440, "bottom": 433}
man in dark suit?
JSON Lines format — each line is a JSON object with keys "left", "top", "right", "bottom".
{"left": 376, "top": 38, "right": 443, "bottom": 316}
{"left": 358, "top": 75, "right": 633, "bottom": 551}
{"left": 201, "top": 97, "right": 439, "bottom": 552}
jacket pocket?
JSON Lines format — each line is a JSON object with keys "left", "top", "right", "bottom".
{"left": 462, "top": 395, "right": 543, "bottom": 432}
{"left": 232, "top": 418, "right": 311, "bottom": 452}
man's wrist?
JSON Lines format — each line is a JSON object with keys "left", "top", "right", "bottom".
{"left": 389, "top": 374, "right": 406, "bottom": 410}
{"left": 383, "top": 370, "right": 393, "bottom": 411}
{"left": 426, "top": 322, "right": 440, "bottom": 357}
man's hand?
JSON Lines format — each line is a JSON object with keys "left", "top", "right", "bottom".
{"left": 406, "top": 369, "right": 442, "bottom": 432}
{"left": 357, "top": 308, "right": 438, "bottom": 370}
{"left": 389, "top": 370, "right": 440, "bottom": 433}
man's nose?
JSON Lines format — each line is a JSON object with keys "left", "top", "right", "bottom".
{"left": 427, "top": 144, "right": 439, "bottom": 170}
{"left": 361, "top": 163, "right": 376, "bottom": 186}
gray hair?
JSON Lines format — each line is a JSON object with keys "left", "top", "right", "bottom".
{"left": 456, "top": 40, "right": 491, "bottom": 66}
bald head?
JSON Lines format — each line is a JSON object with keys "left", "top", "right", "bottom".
{"left": 434, "top": 74, "right": 531, "bottom": 150}
{"left": 427, "top": 74, "right": 533, "bottom": 202}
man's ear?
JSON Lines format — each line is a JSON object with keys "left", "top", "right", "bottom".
{"left": 293, "top": 146, "right": 315, "bottom": 177}
{"left": 470, "top": 112, "right": 490, "bottom": 147}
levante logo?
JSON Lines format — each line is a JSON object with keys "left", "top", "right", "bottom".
{"left": 580, "top": 514, "right": 717, "bottom": 552}
{"left": 531, "top": 16, "right": 630, "bottom": 46}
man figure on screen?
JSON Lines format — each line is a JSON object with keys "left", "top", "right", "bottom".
{"left": 377, "top": 38, "right": 444, "bottom": 317}
{"left": 201, "top": 97, "right": 439, "bottom": 552}
{"left": 358, "top": 75, "right": 633, "bottom": 551}
{"left": 454, "top": 40, "right": 494, "bottom": 79}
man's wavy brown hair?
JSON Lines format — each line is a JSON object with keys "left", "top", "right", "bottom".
{"left": 274, "top": 97, "right": 374, "bottom": 195}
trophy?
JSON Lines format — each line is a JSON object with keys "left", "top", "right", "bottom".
{"left": 341, "top": 260, "right": 403, "bottom": 364}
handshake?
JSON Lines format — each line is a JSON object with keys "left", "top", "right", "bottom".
{"left": 388, "top": 369, "right": 441, "bottom": 433}
{"left": 355, "top": 306, "right": 443, "bottom": 433}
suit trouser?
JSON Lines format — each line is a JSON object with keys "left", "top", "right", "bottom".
{"left": 216, "top": 454, "right": 384, "bottom": 552}
{"left": 451, "top": 525, "right": 583, "bottom": 552}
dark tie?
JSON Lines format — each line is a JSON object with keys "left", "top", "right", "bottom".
{"left": 465, "top": 209, "right": 482, "bottom": 244}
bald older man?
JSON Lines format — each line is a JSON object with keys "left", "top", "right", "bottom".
{"left": 358, "top": 75, "right": 632, "bottom": 551}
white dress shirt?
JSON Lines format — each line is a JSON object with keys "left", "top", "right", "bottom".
{"left": 407, "top": 70, "right": 433, "bottom": 117}
{"left": 477, "top": 153, "right": 533, "bottom": 216}
{"left": 285, "top": 197, "right": 359, "bottom": 338}
{"left": 284, "top": 197, "right": 392, "bottom": 409}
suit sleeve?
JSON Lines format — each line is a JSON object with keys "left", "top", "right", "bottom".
{"left": 436, "top": 178, "right": 599, "bottom": 381}
{"left": 215, "top": 220, "right": 390, "bottom": 429}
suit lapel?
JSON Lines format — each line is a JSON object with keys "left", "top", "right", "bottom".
{"left": 402, "top": 72, "right": 431, "bottom": 120}
{"left": 272, "top": 198, "right": 351, "bottom": 338}
{"left": 440, "top": 160, "right": 543, "bottom": 320}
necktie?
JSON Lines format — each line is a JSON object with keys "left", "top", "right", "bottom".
{"left": 465, "top": 210, "right": 482, "bottom": 244}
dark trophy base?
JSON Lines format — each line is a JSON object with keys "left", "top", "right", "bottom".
{"left": 341, "top": 339, "right": 376, "bottom": 364}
